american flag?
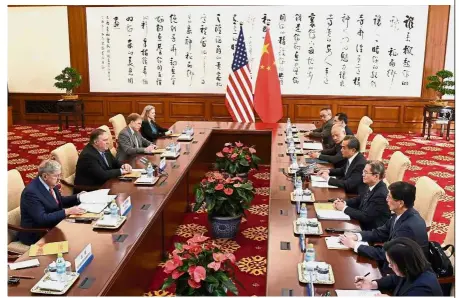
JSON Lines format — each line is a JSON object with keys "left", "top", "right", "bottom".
{"left": 224, "top": 26, "right": 255, "bottom": 123}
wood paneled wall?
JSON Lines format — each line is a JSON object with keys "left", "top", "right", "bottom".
{"left": 8, "top": 5, "right": 454, "bottom": 133}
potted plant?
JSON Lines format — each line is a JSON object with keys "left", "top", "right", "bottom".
{"left": 215, "top": 141, "right": 261, "bottom": 178}
{"left": 426, "top": 69, "right": 455, "bottom": 106}
{"left": 54, "top": 67, "right": 82, "bottom": 100}
{"left": 161, "top": 234, "right": 241, "bottom": 296}
{"left": 193, "top": 172, "right": 254, "bottom": 239}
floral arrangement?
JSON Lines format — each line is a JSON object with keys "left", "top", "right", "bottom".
{"left": 215, "top": 141, "right": 261, "bottom": 175}
{"left": 161, "top": 234, "right": 240, "bottom": 296}
{"left": 193, "top": 172, "right": 254, "bottom": 217}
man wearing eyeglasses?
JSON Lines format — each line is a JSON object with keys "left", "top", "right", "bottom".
{"left": 332, "top": 160, "right": 390, "bottom": 230}
{"left": 305, "top": 107, "right": 334, "bottom": 149}
{"left": 18, "top": 159, "right": 86, "bottom": 245}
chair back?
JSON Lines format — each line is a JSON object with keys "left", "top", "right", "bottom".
{"left": 367, "top": 134, "right": 389, "bottom": 161}
{"left": 8, "top": 169, "right": 25, "bottom": 211}
{"left": 384, "top": 151, "right": 411, "bottom": 186}
{"left": 109, "top": 114, "right": 127, "bottom": 140}
{"left": 414, "top": 176, "right": 443, "bottom": 228}
{"left": 359, "top": 116, "right": 373, "bottom": 127}
{"left": 51, "top": 143, "right": 78, "bottom": 196}
{"left": 355, "top": 124, "right": 373, "bottom": 153}
{"left": 98, "top": 125, "right": 117, "bottom": 156}
{"left": 8, "top": 207, "right": 21, "bottom": 244}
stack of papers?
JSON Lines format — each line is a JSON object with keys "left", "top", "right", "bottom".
{"left": 325, "top": 237, "right": 368, "bottom": 250}
{"left": 95, "top": 216, "right": 119, "bottom": 227}
{"left": 303, "top": 142, "right": 323, "bottom": 150}
{"left": 335, "top": 290, "right": 381, "bottom": 296}
{"left": 310, "top": 175, "right": 338, "bottom": 188}
{"left": 9, "top": 258, "right": 40, "bottom": 270}
{"left": 79, "top": 189, "right": 117, "bottom": 204}
{"left": 314, "top": 203, "right": 350, "bottom": 220}
{"left": 38, "top": 280, "right": 66, "bottom": 292}
{"left": 135, "top": 175, "right": 156, "bottom": 184}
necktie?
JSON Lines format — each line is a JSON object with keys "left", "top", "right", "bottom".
{"left": 101, "top": 152, "right": 109, "bottom": 167}
{"left": 344, "top": 161, "right": 350, "bottom": 175}
{"left": 133, "top": 132, "right": 139, "bottom": 148}
{"left": 49, "top": 188, "right": 59, "bottom": 206}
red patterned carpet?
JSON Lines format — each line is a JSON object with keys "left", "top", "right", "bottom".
{"left": 7, "top": 124, "right": 455, "bottom": 296}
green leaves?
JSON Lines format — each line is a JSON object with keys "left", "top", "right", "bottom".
{"left": 175, "top": 242, "right": 183, "bottom": 251}
{"left": 426, "top": 69, "right": 455, "bottom": 96}
{"left": 161, "top": 277, "right": 174, "bottom": 290}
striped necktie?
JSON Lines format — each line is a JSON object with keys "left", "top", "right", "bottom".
{"left": 49, "top": 188, "right": 59, "bottom": 206}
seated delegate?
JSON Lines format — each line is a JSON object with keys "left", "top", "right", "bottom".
{"left": 354, "top": 237, "right": 442, "bottom": 296}
{"left": 140, "top": 105, "right": 171, "bottom": 142}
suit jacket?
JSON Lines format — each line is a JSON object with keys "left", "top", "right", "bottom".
{"left": 376, "top": 271, "right": 442, "bottom": 296}
{"left": 318, "top": 142, "right": 346, "bottom": 168}
{"left": 344, "top": 180, "right": 390, "bottom": 230}
{"left": 345, "top": 125, "right": 353, "bottom": 136}
{"left": 328, "top": 152, "right": 366, "bottom": 194}
{"left": 357, "top": 208, "right": 429, "bottom": 267}
{"left": 18, "top": 177, "right": 79, "bottom": 245}
{"left": 116, "top": 126, "right": 152, "bottom": 162}
{"left": 140, "top": 120, "right": 168, "bottom": 142}
{"left": 309, "top": 118, "right": 334, "bottom": 149}
{"left": 74, "top": 144, "right": 122, "bottom": 192}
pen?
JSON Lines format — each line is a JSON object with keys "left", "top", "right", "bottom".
{"left": 356, "top": 272, "right": 370, "bottom": 282}
{"left": 10, "top": 275, "right": 35, "bottom": 279}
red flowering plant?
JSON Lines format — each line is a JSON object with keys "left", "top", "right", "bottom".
{"left": 215, "top": 141, "right": 261, "bottom": 175}
{"left": 193, "top": 171, "right": 254, "bottom": 217}
{"left": 161, "top": 234, "right": 241, "bottom": 296}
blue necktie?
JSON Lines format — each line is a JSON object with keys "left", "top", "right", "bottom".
{"left": 101, "top": 152, "right": 109, "bottom": 167}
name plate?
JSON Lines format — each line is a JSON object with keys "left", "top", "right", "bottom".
{"left": 120, "top": 196, "right": 132, "bottom": 216}
{"left": 75, "top": 244, "right": 94, "bottom": 274}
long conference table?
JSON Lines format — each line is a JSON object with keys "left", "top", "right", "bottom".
{"left": 8, "top": 121, "right": 381, "bottom": 296}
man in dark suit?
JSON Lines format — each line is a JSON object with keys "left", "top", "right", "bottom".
{"left": 333, "top": 112, "right": 353, "bottom": 135}
{"left": 333, "top": 160, "right": 390, "bottom": 230}
{"left": 339, "top": 181, "right": 428, "bottom": 274}
{"left": 18, "top": 160, "right": 85, "bottom": 245}
{"left": 309, "top": 124, "right": 347, "bottom": 168}
{"left": 74, "top": 128, "right": 133, "bottom": 193}
{"left": 116, "top": 113, "right": 157, "bottom": 162}
{"left": 305, "top": 107, "right": 334, "bottom": 149}
{"left": 140, "top": 105, "right": 171, "bottom": 142}
{"left": 317, "top": 136, "right": 366, "bottom": 194}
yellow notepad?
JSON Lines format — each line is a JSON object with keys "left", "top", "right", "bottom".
{"left": 313, "top": 203, "right": 335, "bottom": 210}
{"left": 169, "top": 133, "right": 182, "bottom": 137}
{"left": 29, "top": 241, "right": 69, "bottom": 257}
{"left": 69, "top": 212, "right": 101, "bottom": 219}
{"left": 121, "top": 171, "right": 142, "bottom": 178}
{"left": 151, "top": 148, "right": 166, "bottom": 154}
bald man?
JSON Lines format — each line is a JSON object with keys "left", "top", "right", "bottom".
{"left": 309, "top": 124, "right": 347, "bottom": 168}
{"left": 305, "top": 107, "right": 334, "bottom": 149}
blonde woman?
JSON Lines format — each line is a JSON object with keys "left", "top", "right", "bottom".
{"left": 140, "top": 105, "right": 170, "bottom": 142}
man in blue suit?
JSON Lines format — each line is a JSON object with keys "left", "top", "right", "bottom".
{"left": 18, "top": 160, "right": 85, "bottom": 245}
{"left": 339, "top": 181, "right": 428, "bottom": 274}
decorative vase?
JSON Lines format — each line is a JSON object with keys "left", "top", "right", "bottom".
{"left": 210, "top": 214, "right": 243, "bottom": 239}
{"left": 61, "top": 94, "right": 78, "bottom": 100}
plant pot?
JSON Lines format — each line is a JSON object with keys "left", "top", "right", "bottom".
{"left": 210, "top": 214, "right": 242, "bottom": 239}
{"left": 428, "top": 100, "right": 448, "bottom": 107}
{"left": 61, "top": 94, "right": 78, "bottom": 100}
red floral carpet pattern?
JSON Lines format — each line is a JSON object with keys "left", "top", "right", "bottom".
{"left": 144, "top": 166, "right": 270, "bottom": 297}
{"left": 7, "top": 125, "right": 455, "bottom": 295}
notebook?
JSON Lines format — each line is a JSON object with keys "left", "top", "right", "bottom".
{"left": 314, "top": 203, "right": 350, "bottom": 220}
{"left": 79, "top": 189, "right": 117, "bottom": 204}
{"left": 325, "top": 237, "right": 368, "bottom": 250}
{"left": 37, "top": 280, "right": 66, "bottom": 292}
{"left": 302, "top": 143, "right": 323, "bottom": 150}
{"left": 29, "top": 241, "right": 69, "bottom": 257}
{"left": 94, "top": 216, "right": 119, "bottom": 227}
{"left": 9, "top": 258, "right": 40, "bottom": 270}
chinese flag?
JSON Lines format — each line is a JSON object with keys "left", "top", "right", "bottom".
{"left": 254, "top": 28, "right": 283, "bottom": 123}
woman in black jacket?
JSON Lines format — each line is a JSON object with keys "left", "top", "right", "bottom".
{"left": 354, "top": 237, "right": 442, "bottom": 296}
{"left": 140, "top": 105, "right": 170, "bottom": 142}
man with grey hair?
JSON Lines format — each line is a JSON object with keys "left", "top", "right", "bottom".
{"left": 332, "top": 160, "right": 390, "bottom": 230}
{"left": 18, "top": 159, "right": 85, "bottom": 245}
{"left": 309, "top": 124, "right": 347, "bottom": 168}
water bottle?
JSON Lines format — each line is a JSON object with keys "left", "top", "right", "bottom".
{"left": 287, "top": 118, "right": 291, "bottom": 129}
{"left": 146, "top": 163, "right": 154, "bottom": 178}
{"left": 305, "top": 244, "right": 315, "bottom": 262}
{"left": 110, "top": 200, "right": 119, "bottom": 219}
{"left": 295, "top": 176, "right": 303, "bottom": 189}
{"left": 56, "top": 253, "right": 66, "bottom": 282}
{"left": 299, "top": 203, "right": 307, "bottom": 218}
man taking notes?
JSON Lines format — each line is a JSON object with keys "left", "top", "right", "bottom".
{"left": 333, "top": 160, "right": 390, "bottom": 230}
{"left": 116, "top": 113, "right": 157, "bottom": 162}
{"left": 339, "top": 181, "right": 428, "bottom": 274}
{"left": 74, "top": 128, "right": 132, "bottom": 193}
{"left": 305, "top": 107, "right": 334, "bottom": 149}
{"left": 317, "top": 136, "right": 366, "bottom": 194}
{"left": 18, "top": 160, "right": 85, "bottom": 245}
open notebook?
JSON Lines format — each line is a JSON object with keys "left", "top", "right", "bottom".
{"left": 325, "top": 237, "right": 368, "bottom": 250}
{"left": 310, "top": 175, "right": 338, "bottom": 188}
{"left": 314, "top": 203, "right": 350, "bottom": 220}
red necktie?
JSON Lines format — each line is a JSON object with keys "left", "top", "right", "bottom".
{"left": 49, "top": 189, "right": 59, "bottom": 206}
